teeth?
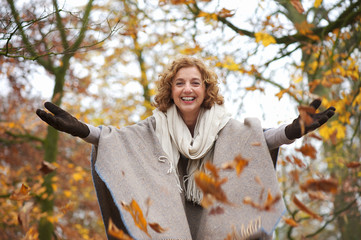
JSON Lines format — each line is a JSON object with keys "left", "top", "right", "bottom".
{"left": 182, "top": 97, "right": 195, "bottom": 101}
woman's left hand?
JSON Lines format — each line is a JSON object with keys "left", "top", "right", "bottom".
{"left": 285, "top": 99, "right": 336, "bottom": 140}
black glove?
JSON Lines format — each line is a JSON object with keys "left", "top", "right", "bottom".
{"left": 36, "top": 102, "right": 90, "bottom": 138}
{"left": 285, "top": 99, "right": 336, "bottom": 140}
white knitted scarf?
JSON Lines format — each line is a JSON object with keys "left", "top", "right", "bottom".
{"left": 153, "top": 104, "right": 231, "bottom": 203}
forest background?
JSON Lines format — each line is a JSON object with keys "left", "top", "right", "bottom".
{"left": 1, "top": 0, "right": 360, "bottom": 239}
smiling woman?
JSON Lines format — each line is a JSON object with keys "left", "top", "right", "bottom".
{"left": 36, "top": 56, "right": 335, "bottom": 239}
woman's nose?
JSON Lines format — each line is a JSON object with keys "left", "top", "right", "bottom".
{"left": 184, "top": 83, "right": 192, "bottom": 93}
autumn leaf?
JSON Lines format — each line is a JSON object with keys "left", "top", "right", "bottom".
{"left": 282, "top": 216, "right": 299, "bottom": 227}
{"left": 254, "top": 32, "right": 276, "bottom": 47}
{"left": 108, "top": 218, "right": 133, "bottom": 240}
{"left": 10, "top": 183, "right": 32, "bottom": 201}
{"left": 221, "top": 154, "right": 249, "bottom": 177}
{"left": 296, "top": 143, "right": 317, "bottom": 160}
{"left": 39, "top": 161, "right": 57, "bottom": 175}
{"left": 346, "top": 161, "right": 361, "bottom": 169}
{"left": 209, "top": 206, "right": 225, "bottom": 215}
{"left": 194, "top": 162, "right": 231, "bottom": 208}
{"left": 216, "top": 8, "right": 235, "bottom": 18}
{"left": 314, "top": 0, "right": 323, "bottom": 8}
{"left": 292, "top": 195, "right": 323, "bottom": 221}
{"left": 300, "top": 178, "right": 338, "bottom": 194}
{"left": 149, "top": 222, "right": 168, "bottom": 233}
{"left": 308, "top": 191, "right": 328, "bottom": 201}
{"left": 298, "top": 105, "right": 316, "bottom": 135}
{"left": 293, "top": 155, "right": 306, "bottom": 168}
{"left": 121, "top": 199, "right": 150, "bottom": 237}
{"left": 243, "top": 189, "right": 281, "bottom": 211}
{"left": 290, "top": 0, "right": 305, "bottom": 13}
{"left": 18, "top": 201, "right": 34, "bottom": 231}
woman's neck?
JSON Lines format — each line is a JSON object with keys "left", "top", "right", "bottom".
{"left": 181, "top": 113, "right": 199, "bottom": 137}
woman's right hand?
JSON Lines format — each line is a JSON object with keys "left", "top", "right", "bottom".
{"left": 36, "top": 102, "right": 90, "bottom": 138}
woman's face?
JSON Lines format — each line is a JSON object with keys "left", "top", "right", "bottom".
{"left": 171, "top": 66, "right": 206, "bottom": 119}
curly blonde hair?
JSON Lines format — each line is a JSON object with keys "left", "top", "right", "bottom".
{"left": 154, "top": 56, "right": 224, "bottom": 112}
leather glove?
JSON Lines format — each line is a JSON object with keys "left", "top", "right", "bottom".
{"left": 285, "top": 99, "right": 336, "bottom": 140}
{"left": 36, "top": 102, "right": 90, "bottom": 138}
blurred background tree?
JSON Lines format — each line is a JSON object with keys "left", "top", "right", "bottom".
{"left": 1, "top": 0, "right": 360, "bottom": 239}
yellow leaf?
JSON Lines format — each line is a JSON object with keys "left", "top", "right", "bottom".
{"left": 254, "top": 32, "right": 276, "bottom": 47}
{"left": 314, "top": 0, "right": 322, "bottom": 8}
{"left": 72, "top": 172, "right": 83, "bottom": 181}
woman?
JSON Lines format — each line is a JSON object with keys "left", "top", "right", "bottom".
{"left": 36, "top": 56, "right": 335, "bottom": 240}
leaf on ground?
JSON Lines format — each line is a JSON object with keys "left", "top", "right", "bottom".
{"left": 39, "top": 161, "right": 57, "bottom": 175}
{"left": 10, "top": 183, "right": 31, "bottom": 201}
{"left": 292, "top": 195, "right": 323, "bottom": 221}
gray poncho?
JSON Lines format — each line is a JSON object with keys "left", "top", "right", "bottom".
{"left": 91, "top": 116, "right": 285, "bottom": 240}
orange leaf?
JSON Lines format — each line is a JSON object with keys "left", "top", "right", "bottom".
{"left": 39, "top": 161, "right": 57, "bottom": 175}
{"left": 293, "top": 156, "right": 306, "bottom": 168}
{"left": 149, "top": 222, "right": 168, "bottom": 233}
{"left": 10, "top": 183, "right": 31, "bottom": 201}
{"left": 296, "top": 143, "right": 317, "bottom": 159}
{"left": 243, "top": 189, "right": 281, "bottom": 211}
{"left": 108, "top": 218, "right": 133, "bottom": 240}
{"left": 221, "top": 154, "right": 249, "bottom": 177}
{"left": 300, "top": 178, "right": 338, "bottom": 194}
{"left": 194, "top": 168, "right": 231, "bottom": 208}
{"left": 290, "top": 0, "right": 305, "bottom": 13}
{"left": 282, "top": 216, "right": 299, "bottom": 227}
{"left": 346, "top": 161, "right": 361, "bottom": 168}
{"left": 292, "top": 196, "right": 323, "bottom": 221}
{"left": 121, "top": 199, "right": 150, "bottom": 237}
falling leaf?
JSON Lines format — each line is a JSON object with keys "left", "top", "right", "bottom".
{"left": 39, "top": 161, "right": 57, "bottom": 175}
{"left": 296, "top": 143, "right": 317, "bottom": 160}
{"left": 108, "top": 218, "right": 133, "bottom": 240}
{"left": 209, "top": 206, "right": 225, "bottom": 215}
{"left": 243, "top": 189, "right": 281, "bottom": 211}
{"left": 308, "top": 191, "right": 328, "bottom": 201}
{"left": 10, "top": 183, "right": 31, "bottom": 201}
{"left": 289, "top": 170, "right": 300, "bottom": 182}
{"left": 194, "top": 163, "right": 231, "bottom": 208}
{"left": 121, "top": 199, "right": 150, "bottom": 237}
{"left": 282, "top": 216, "right": 299, "bottom": 227}
{"left": 298, "top": 105, "right": 316, "bottom": 135}
{"left": 300, "top": 178, "right": 338, "bottom": 194}
{"left": 18, "top": 201, "right": 34, "bottom": 231}
{"left": 145, "top": 197, "right": 153, "bottom": 218}
{"left": 293, "top": 155, "right": 306, "bottom": 168}
{"left": 307, "top": 132, "right": 323, "bottom": 141}
{"left": 346, "top": 162, "right": 361, "bottom": 169}
{"left": 251, "top": 142, "right": 261, "bottom": 146}
{"left": 290, "top": 0, "right": 305, "bottom": 13}
{"left": 221, "top": 154, "right": 249, "bottom": 177}
{"left": 292, "top": 196, "right": 323, "bottom": 221}
{"left": 149, "top": 222, "right": 168, "bottom": 233}
{"left": 263, "top": 189, "right": 281, "bottom": 211}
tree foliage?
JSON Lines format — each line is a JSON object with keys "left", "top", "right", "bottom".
{"left": 1, "top": 0, "right": 360, "bottom": 239}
